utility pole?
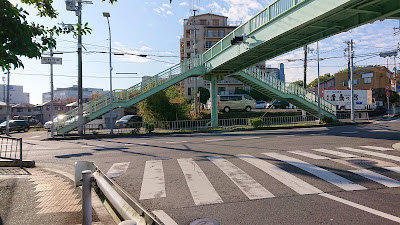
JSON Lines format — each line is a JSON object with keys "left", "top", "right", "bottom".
{"left": 2, "top": 76, "right": 5, "bottom": 102}
{"left": 6, "top": 69, "right": 10, "bottom": 136}
{"left": 350, "top": 40, "right": 355, "bottom": 122}
{"left": 50, "top": 37, "right": 55, "bottom": 138}
{"left": 317, "top": 41, "right": 321, "bottom": 121}
{"left": 193, "top": 9, "right": 198, "bottom": 115}
{"left": 303, "top": 45, "right": 307, "bottom": 88}
{"left": 77, "top": 0, "right": 83, "bottom": 135}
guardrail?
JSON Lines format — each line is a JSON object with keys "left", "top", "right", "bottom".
{"left": 67, "top": 115, "right": 318, "bottom": 135}
{"left": 0, "top": 136, "right": 23, "bottom": 167}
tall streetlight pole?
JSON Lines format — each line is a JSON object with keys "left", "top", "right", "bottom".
{"left": 6, "top": 69, "right": 10, "bottom": 136}
{"left": 350, "top": 40, "right": 355, "bottom": 123}
{"left": 317, "top": 41, "right": 321, "bottom": 121}
{"left": 193, "top": 9, "right": 198, "bottom": 115}
{"left": 50, "top": 38, "right": 55, "bottom": 138}
{"left": 77, "top": 0, "right": 84, "bottom": 135}
{"left": 103, "top": 12, "right": 113, "bottom": 134}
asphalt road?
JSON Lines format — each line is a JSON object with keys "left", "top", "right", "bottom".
{"left": 12, "top": 118, "right": 400, "bottom": 224}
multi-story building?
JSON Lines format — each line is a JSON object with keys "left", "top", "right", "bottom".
{"left": 180, "top": 13, "right": 246, "bottom": 98}
{"left": 0, "top": 84, "right": 30, "bottom": 104}
{"left": 312, "top": 77, "right": 336, "bottom": 97}
{"left": 33, "top": 101, "right": 70, "bottom": 123}
{"left": 42, "top": 85, "right": 108, "bottom": 103}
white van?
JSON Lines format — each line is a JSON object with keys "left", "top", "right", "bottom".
{"left": 207, "top": 95, "right": 256, "bottom": 112}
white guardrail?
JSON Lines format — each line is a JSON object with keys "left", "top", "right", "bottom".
{"left": 75, "top": 161, "right": 159, "bottom": 225}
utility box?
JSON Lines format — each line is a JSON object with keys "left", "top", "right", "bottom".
{"left": 65, "top": 0, "right": 77, "bottom": 11}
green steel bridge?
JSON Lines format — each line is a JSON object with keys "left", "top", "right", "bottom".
{"left": 57, "top": 0, "right": 400, "bottom": 134}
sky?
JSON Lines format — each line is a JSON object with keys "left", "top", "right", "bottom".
{"left": 7, "top": 0, "right": 400, "bottom": 104}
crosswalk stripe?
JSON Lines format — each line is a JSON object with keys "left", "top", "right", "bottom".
{"left": 204, "top": 139, "right": 224, "bottom": 142}
{"left": 177, "top": 158, "right": 223, "bottom": 205}
{"left": 337, "top": 147, "right": 400, "bottom": 162}
{"left": 140, "top": 160, "right": 166, "bottom": 200}
{"left": 349, "top": 169, "right": 400, "bottom": 188}
{"left": 342, "top": 131, "right": 358, "bottom": 134}
{"left": 152, "top": 210, "right": 178, "bottom": 225}
{"left": 106, "top": 162, "right": 130, "bottom": 179}
{"left": 288, "top": 151, "right": 331, "bottom": 160}
{"left": 359, "top": 146, "right": 393, "bottom": 151}
{"left": 383, "top": 166, "right": 400, "bottom": 173}
{"left": 207, "top": 156, "right": 274, "bottom": 200}
{"left": 312, "top": 148, "right": 358, "bottom": 158}
{"left": 263, "top": 153, "right": 366, "bottom": 191}
{"left": 236, "top": 154, "right": 322, "bottom": 195}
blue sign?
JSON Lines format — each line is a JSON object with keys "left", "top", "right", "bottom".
{"left": 9, "top": 86, "right": 13, "bottom": 90}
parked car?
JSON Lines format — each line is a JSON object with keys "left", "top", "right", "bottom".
{"left": 207, "top": 95, "right": 256, "bottom": 112}
{"left": 115, "top": 115, "right": 143, "bottom": 128}
{"left": 0, "top": 120, "right": 30, "bottom": 133}
{"left": 255, "top": 101, "right": 268, "bottom": 109}
{"left": 271, "top": 100, "right": 290, "bottom": 109}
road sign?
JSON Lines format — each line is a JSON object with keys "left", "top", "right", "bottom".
{"left": 9, "top": 86, "right": 13, "bottom": 90}
{"left": 169, "top": 98, "right": 184, "bottom": 103}
{"left": 386, "top": 91, "right": 390, "bottom": 97}
{"left": 386, "top": 86, "right": 390, "bottom": 90}
{"left": 41, "top": 57, "right": 62, "bottom": 65}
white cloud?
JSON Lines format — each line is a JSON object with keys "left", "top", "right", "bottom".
{"left": 162, "top": 3, "right": 172, "bottom": 8}
{"left": 113, "top": 43, "right": 151, "bottom": 63}
{"left": 178, "top": 19, "right": 184, "bottom": 25}
{"left": 139, "top": 46, "right": 152, "bottom": 51}
{"left": 179, "top": 2, "right": 188, "bottom": 6}
{"left": 166, "top": 10, "right": 174, "bottom": 15}
{"left": 207, "top": 0, "right": 263, "bottom": 21}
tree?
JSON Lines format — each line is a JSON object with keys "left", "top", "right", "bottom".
{"left": 137, "top": 86, "right": 190, "bottom": 121}
{"left": 293, "top": 80, "right": 304, "bottom": 87}
{"left": 1, "top": 0, "right": 114, "bottom": 70}
{"left": 306, "top": 73, "right": 331, "bottom": 88}
{"left": 198, "top": 87, "right": 210, "bottom": 104}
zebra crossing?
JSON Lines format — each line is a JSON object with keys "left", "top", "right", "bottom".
{"left": 135, "top": 145, "right": 400, "bottom": 206}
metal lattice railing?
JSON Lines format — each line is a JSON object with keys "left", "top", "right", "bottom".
{"left": 0, "top": 136, "right": 22, "bottom": 164}
{"left": 57, "top": 57, "right": 203, "bottom": 131}
{"left": 202, "top": 0, "right": 307, "bottom": 63}
{"left": 241, "top": 67, "right": 337, "bottom": 116}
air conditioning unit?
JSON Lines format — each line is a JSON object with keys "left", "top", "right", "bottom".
{"left": 65, "top": 0, "right": 77, "bottom": 11}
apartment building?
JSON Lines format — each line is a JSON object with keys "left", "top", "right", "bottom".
{"left": 42, "top": 85, "right": 107, "bottom": 103}
{"left": 0, "top": 84, "right": 30, "bottom": 104}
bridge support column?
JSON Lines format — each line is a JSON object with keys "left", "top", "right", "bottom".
{"left": 210, "top": 75, "right": 218, "bottom": 128}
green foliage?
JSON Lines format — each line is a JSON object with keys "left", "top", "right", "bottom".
{"left": 137, "top": 86, "right": 190, "bottom": 121}
{"left": 389, "top": 91, "right": 399, "bottom": 105}
{"left": 321, "top": 115, "right": 334, "bottom": 124}
{"left": 307, "top": 73, "right": 332, "bottom": 88}
{"left": 198, "top": 87, "right": 210, "bottom": 104}
{"left": 92, "top": 131, "right": 99, "bottom": 135}
{"left": 248, "top": 118, "right": 264, "bottom": 128}
{"left": 130, "top": 128, "right": 139, "bottom": 134}
{"left": 338, "top": 66, "right": 364, "bottom": 73}
{"left": 249, "top": 89, "right": 271, "bottom": 101}
{"left": 293, "top": 80, "right": 304, "bottom": 87}
{"left": 145, "top": 123, "right": 155, "bottom": 133}
{"left": 1, "top": 0, "right": 115, "bottom": 70}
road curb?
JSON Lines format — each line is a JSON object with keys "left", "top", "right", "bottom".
{"left": 0, "top": 159, "right": 35, "bottom": 167}
{"left": 393, "top": 143, "right": 400, "bottom": 151}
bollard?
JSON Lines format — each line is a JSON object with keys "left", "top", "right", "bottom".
{"left": 82, "top": 170, "right": 92, "bottom": 225}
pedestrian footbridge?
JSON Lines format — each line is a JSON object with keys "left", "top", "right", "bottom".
{"left": 57, "top": 0, "right": 400, "bottom": 134}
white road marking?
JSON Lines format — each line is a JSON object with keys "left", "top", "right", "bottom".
{"left": 81, "top": 146, "right": 93, "bottom": 148}
{"left": 204, "top": 139, "right": 224, "bottom": 142}
{"left": 320, "top": 193, "right": 400, "bottom": 223}
{"left": 263, "top": 152, "right": 366, "bottom": 191}
{"left": 338, "top": 147, "right": 400, "bottom": 162}
{"left": 359, "top": 146, "right": 393, "bottom": 151}
{"left": 124, "top": 144, "right": 133, "bottom": 146}
{"left": 207, "top": 156, "right": 274, "bottom": 200}
{"left": 349, "top": 169, "right": 400, "bottom": 188}
{"left": 166, "top": 141, "right": 187, "bottom": 144}
{"left": 34, "top": 147, "right": 60, "bottom": 150}
{"left": 177, "top": 158, "right": 223, "bottom": 205}
{"left": 106, "top": 162, "right": 130, "bottom": 179}
{"left": 288, "top": 151, "right": 331, "bottom": 160}
{"left": 312, "top": 148, "right": 358, "bottom": 158}
{"left": 384, "top": 166, "right": 400, "bottom": 173}
{"left": 152, "top": 210, "right": 178, "bottom": 225}
{"left": 310, "top": 133, "right": 328, "bottom": 136}
{"left": 237, "top": 154, "right": 322, "bottom": 195}
{"left": 342, "top": 131, "right": 359, "bottom": 134}
{"left": 30, "top": 136, "right": 41, "bottom": 139}
{"left": 371, "top": 129, "right": 390, "bottom": 132}
{"left": 241, "top": 137, "right": 261, "bottom": 140}
{"left": 277, "top": 135, "right": 295, "bottom": 137}
{"left": 140, "top": 160, "right": 165, "bottom": 200}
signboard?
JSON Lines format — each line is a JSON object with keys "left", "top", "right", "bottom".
{"left": 169, "top": 98, "right": 184, "bottom": 103}
{"left": 386, "top": 91, "right": 390, "bottom": 97}
{"left": 41, "top": 57, "right": 62, "bottom": 65}
{"left": 324, "top": 90, "right": 372, "bottom": 110}
{"left": 9, "top": 86, "right": 13, "bottom": 90}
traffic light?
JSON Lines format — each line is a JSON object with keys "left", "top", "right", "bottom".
{"left": 231, "top": 35, "right": 245, "bottom": 45}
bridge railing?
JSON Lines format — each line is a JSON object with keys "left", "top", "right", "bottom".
{"left": 242, "top": 67, "right": 336, "bottom": 116}
{"left": 0, "top": 136, "right": 23, "bottom": 167}
{"left": 57, "top": 57, "right": 203, "bottom": 132}
{"left": 202, "top": 0, "right": 307, "bottom": 63}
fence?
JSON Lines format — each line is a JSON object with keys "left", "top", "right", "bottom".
{"left": 336, "top": 111, "right": 370, "bottom": 121}
{"left": 71, "top": 115, "right": 318, "bottom": 135}
{"left": 0, "top": 136, "right": 23, "bottom": 166}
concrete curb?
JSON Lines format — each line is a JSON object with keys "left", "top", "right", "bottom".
{"left": 393, "top": 143, "right": 400, "bottom": 151}
{"left": 0, "top": 159, "right": 35, "bottom": 167}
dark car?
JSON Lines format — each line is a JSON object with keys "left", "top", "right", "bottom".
{"left": 115, "top": 115, "right": 143, "bottom": 128}
{"left": 271, "top": 100, "right": 290, "bottom": 109}
{"left": 0, "top": 120, "right": 30, "bottom": 134}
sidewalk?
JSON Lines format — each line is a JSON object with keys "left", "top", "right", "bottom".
{"left": 0, "top": 167, "right": 106, "bottom": 225}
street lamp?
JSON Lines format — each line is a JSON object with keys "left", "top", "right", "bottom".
{"left": 103, "top": 12, "right": 113, "bottom": 134}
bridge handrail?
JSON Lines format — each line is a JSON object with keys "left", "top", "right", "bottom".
{"left": 57, "top": 56, "right": 203, "bottom": 131}
{"left": 202, "top": 0, "right": 307, "bottom": 63}
{"left": 242, "top": 67, "right": 336, "bottom": 115}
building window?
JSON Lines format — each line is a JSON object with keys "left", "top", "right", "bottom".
{"left": 187, "top": 87, "right": 192, "bottom": 95}
{"left": 46, "top": 106, "right": 50, "bottom": 111}
{"left": 185, "top": 30, "right": 190, "bottom": 38}
{"left": 218, "top": 30, "right": 225, "bottom": 37}
{"left": 205, "top": 41, "right": 214, "bottom": 48}
{"left": 200, "top": 19, "right": 207, "bottom": 25}
{"left": 353, "top": 79, "right": 360, "bottom": 85}
{"left": 212, "top": 19, "right": 219, "bottom": 26}
{"left": 324, "top": 83, "right": 327, "bottom": 89}
{"left": 342, "top": 80, "right": 348, "bottom": 86}
{"left": 328, "top": 82, "right": 332, "bottom": 87}
{"left": 364, "top": 77, "right": 372, "bottom": 84}
{"left": 28, "top": 109, "right": 31, "bottom": 112}
{"left": 17, "top": 108, "right": 23, "bottom": 112}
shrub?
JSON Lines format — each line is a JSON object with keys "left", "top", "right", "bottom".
{"left": 321, "top": 115, "right": 334, "bottom": 124}
{"left": 145, "top": 123, "right": 155, "bottom": 133}
{"left": 248, "top": 118, "right": 264, "bottom": 128}
{"left": 92, "top": 131, "right": 99, "bottom": 135}
{"left": 130, "top": 128, "right": 140, "bottom": 134}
